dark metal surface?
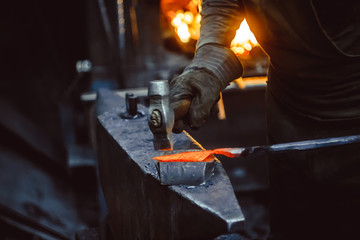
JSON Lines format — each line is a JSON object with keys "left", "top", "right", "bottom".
{"left": 268, "top": 134, "right": 360, "bottom": 151}
{"left": 96, "top": 89, "right": 245, "bottom": 240}
{"left": 157, "top": 160, "right": 215, "bottom": 185}
{"left": 225, "top": 134, "right": 360, "bottom": 157}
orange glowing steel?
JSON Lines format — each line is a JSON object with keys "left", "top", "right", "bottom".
{"left": 153, "top": 148, "right": 238, "bottom": 162}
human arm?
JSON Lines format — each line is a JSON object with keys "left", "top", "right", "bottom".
{"left": 170, "top": 0, "right": 245, "bottom": 133}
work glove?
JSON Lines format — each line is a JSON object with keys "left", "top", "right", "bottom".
{"left": 170, "top": 70, "right": 221, "bottom": 133}
{"left": 170, "top": 44, "right": 243, "bottom": 133}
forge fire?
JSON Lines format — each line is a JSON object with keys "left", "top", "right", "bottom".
{"left": 161, "top": 0, "right": 258, "bottom": 56}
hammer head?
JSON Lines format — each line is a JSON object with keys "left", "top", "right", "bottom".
{"left": 148, "top": 80, "right": 174, "bottom": 150}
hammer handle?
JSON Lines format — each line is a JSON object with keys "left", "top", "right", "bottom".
{"left": 172, "top": 99, "right": 191, "bottom": 120}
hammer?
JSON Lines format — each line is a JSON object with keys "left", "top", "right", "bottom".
{"left": 148, "top": 80, "right": 174, "bottom": 150}
{"left": 148, "top": 80, "right": 212, "bottom": 185}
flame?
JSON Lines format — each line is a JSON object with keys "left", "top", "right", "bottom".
{"left": 166, "top": 0, "right": 258, "bottom": 55}
{"left": 230, "top": 19, "right": 258, "bottom": 55}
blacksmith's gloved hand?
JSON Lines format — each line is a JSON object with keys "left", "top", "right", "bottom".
{"left": 170, "top": 70, "right": 221, "bottom": 133}
{"left": 170, "top": 44, "right": 243, "bottom": 133}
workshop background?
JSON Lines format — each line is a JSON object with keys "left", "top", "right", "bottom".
{"left": 0, "top": 0, "right": 269, "bottom": 239}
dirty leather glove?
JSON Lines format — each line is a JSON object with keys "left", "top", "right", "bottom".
{"left": 170, "top": 44, "right": 243, "bottom": 133}
{"left": 170, "top": 69, "right": 221, "bottom": 133}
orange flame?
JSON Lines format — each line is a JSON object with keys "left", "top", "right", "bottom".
{"left": 166, "top": 0, "right": 258, "bottom": 55}
{"left": 230, "top": 19, "right": 258, "bottom": 55}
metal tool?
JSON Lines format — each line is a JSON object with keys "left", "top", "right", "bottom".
{"left": 156, "top": 134, "right": 360, "bottom": 185}
{"left": 220, "top": 134, "right": 360, "bottom": 158}
{"left": 120, "top": 93, "right": 144, "bottom": 119}
{"left": 148, "top": 80, "right": 174, "bottom": 150}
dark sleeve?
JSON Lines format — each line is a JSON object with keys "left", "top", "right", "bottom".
{"left": 197, "top": 0, "right": 244, "bottom": 48}
{"left": 184, "top": 0, "right": 245, "bottom": 87}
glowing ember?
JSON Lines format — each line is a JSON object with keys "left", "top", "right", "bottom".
{"left": 171, "top": 9, "right": 201, "bottom": 43}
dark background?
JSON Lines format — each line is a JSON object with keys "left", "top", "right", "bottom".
{"left": 0, "top": 0, "right": 269, "bottom": 239}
